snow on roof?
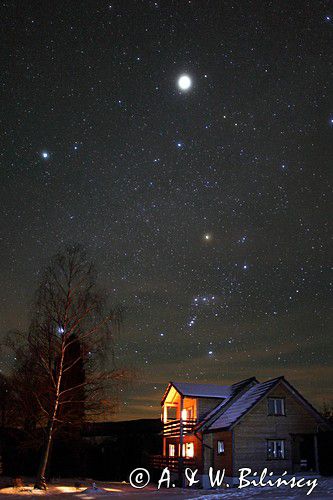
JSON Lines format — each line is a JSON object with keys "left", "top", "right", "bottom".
{"left": 195, "top": 377, "right": 258, "bottom": 430}
{"left": 208, "top": 377, "right": 282, "bottom": 430}
{"left": 171, "top": 381, "right": 231, "bottom": 399}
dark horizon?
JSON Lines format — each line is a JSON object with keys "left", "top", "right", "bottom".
{"left": 1, "top": 0, "right": 332, "bottom": 422}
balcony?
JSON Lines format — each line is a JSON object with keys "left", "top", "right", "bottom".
{"left": 150, "top": 455, "right": 196, "bottom": 472}
{"left": 163, "top": 418, "right": 197, "bottom": 437}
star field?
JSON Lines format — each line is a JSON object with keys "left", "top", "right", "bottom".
{"left": 0, "top": 0, "right": 332, "bottom": 419}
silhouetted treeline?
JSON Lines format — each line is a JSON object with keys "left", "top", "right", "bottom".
{"left": 0, "top": 419, "right": 162, "bottom": 480}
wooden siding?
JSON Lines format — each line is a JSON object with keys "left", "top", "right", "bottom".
{"left": 203, "top": 432, "right": 214, "bottom": 474}
{"left": 212, "top": 430, "right": 233, "bottom": 476}
{"left": 163, "top": 434, "right": 203, "bottom": 472}
{"left": 184, "top": 433, "right": 203, "bottom": 472}
{"left": 233, "top": 382, "right": 319, "bottom": 475}
{"left": 183, "top": 397, "right": 197, "bottom": 418}
{"left": 198, "top": 398, "right": 222, "bottom": 420}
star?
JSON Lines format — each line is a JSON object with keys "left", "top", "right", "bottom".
{"left": 177, "top": 74, "right": 192, "bottom": 91}
{"left": 0, "top": 0, "right": 330, "bottom": 424}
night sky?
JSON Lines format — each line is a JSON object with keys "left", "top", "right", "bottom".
{"left": 1, "top": 1, "right": 332, "bottom": 420}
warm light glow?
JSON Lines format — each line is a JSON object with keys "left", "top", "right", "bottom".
{"left": 0, "top": 483, "right": 123, "bottom": 496}
{"left": 181, "top": 408, "right": 188, "bottom": 420}
{"left": 169, "top": 443, "right": 176, "bottom": 457}
{"left": 187, "top": 442, "right": 194, "bottom": 458}
{"left": 56, "top": 486, "right": 84, "bottom": 493}
{"left": 182, "top": 442, "right": 194, "bottom": 458}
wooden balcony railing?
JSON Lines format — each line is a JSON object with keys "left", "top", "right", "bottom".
{"left": 163, "top": 418, "right": 197, "bottom": 437}
{"left": 150, "top": 455, "right": 196, "bottom": 472}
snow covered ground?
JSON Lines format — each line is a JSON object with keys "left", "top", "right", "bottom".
{"left": 0, "top": 477, "right": 333, "bottom": 499}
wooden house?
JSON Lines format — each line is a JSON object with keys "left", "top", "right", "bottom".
{"left": 152, "top": 376, "right": 330, "bottom": 487}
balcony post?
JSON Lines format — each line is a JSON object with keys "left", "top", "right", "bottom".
{"left": 178, "top": 395, "right": 184, "bottom": 487}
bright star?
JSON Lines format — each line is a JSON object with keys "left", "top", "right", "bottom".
{"left": 41, "top": 151, "right": 49, "bottom": 159}
{"left": 178, "top": 74, "right": 192, "bottom": 91}
{"left": 204, "top": 233, "right": 211, "bottom": 241}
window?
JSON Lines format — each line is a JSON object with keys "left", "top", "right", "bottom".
{"left": 217, "top": 440, "right": 225, "bottom": 455}
{"left": 268, "top": 397, "right": 285, "bottom": 415}
{"left": 165, "top": 405, "right": 177, "bottom": 422}
{"left": 182, "top": 442, "right": 194, "bottom": 458}
{"left": 267, "top": 440, "right": 285, "bottom": 459}
{"left": 169, "top": 444, "right": 175, "bottom": 457}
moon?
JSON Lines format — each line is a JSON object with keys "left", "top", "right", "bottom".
{"left": 178, "top": 74, "right": 192, "bottom": 91}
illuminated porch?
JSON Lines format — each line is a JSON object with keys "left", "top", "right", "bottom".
{"left": 161, "top": 384, "right": 197, "bottom": 438}
{"left": 150, "top": 455, "right": 196, "bottom": 472}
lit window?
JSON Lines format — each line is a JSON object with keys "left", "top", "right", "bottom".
{"left": 181, "top": 406, "right": 193, "bottom": 420}
{"left": 182, "top": 442, "right": 194, "bottom": 458}
{"left": 267, "top": 440, "right": 285, "bottom": 459}
{"left": 217, "top": 440, "right": 225, "bottom": 455}
{"left": 268, "top": 398, "right": 285, "bottom": 416}
{"left": 169, "top": 444, "right": 175, "bottom": 457}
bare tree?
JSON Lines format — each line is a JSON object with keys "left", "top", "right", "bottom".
{"left": 0, "top": 373, "right": 13, "bottom": 429}
{"left": 10, "top": 244, "right": 122, "bottom": 489}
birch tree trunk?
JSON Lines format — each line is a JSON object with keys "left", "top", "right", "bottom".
{"left": 8, "top": 245, "right": 120, "bottom": 490}
{"left": 34, "top": 341, "right": 65, "bottom": 490}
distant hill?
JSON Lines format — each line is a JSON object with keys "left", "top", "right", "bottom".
{"left": 83, "top": 418, "right": 162, "bottom": 437}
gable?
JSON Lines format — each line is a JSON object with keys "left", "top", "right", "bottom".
{"left": 161, "top": 381, "right": 231, "bottom": 405}
{"left": 162, "top": 383, "right": 180, "bottom": 406}
{"left": 208, "top": 377, "right": 330, "bottom": 431}
{"left": 237, "top": 382, "right": 321, "bottom": 431}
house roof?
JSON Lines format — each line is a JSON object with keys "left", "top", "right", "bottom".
{"left": 162, "top": 381, "right": 231, "bottom": 404}
{"left": 208, "top": 376, "right": 330, "bottom": 431}
{"left": 209, "top": 377, "right": 282, "bottom": 430}
{"left": 161, "top": 376, "right": 330, "bottom": 431}
{"left": 195, "top": 377, "right": 258, "bottom": 431}
{"left": 172, "top": 381, "right": 231, "bottom": 398}
{"left": 162, "top": 377, "right": 258, "bottom": 405}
